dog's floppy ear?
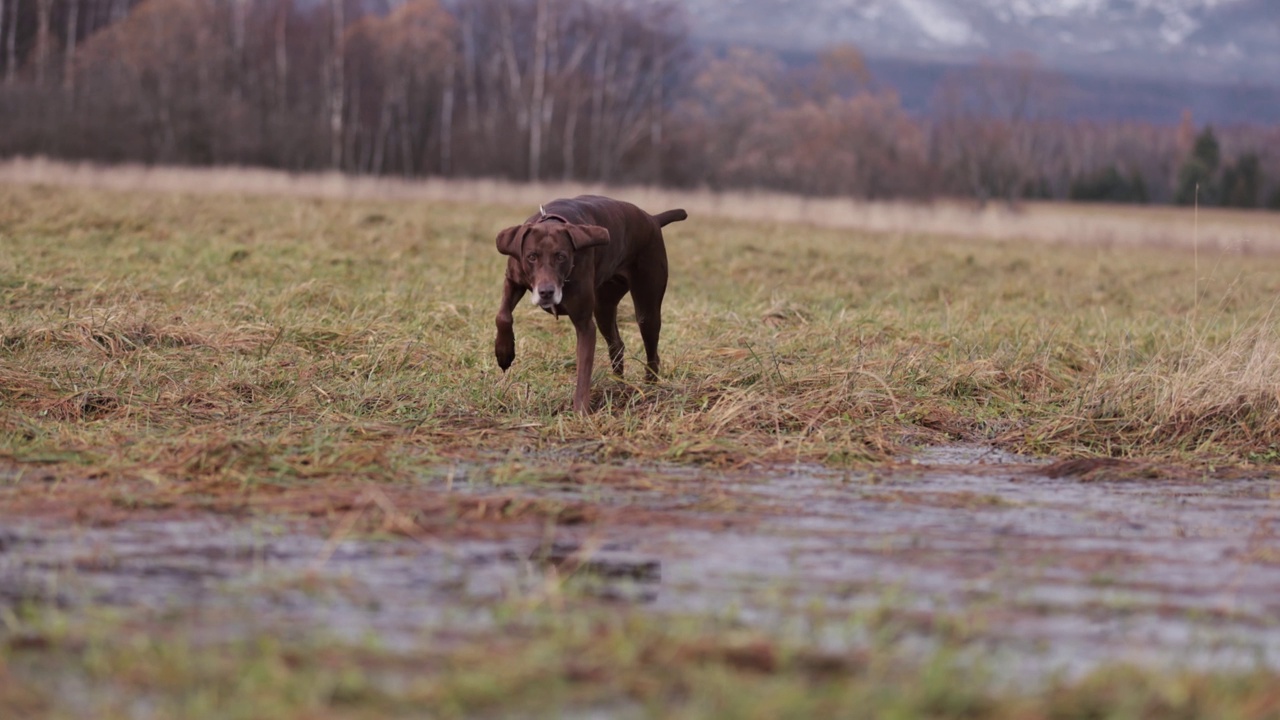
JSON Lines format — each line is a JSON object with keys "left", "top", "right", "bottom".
{"left": 495, "top": 224, "right": 528, "bottom": 257}
{"left": 567, "top": 224, "right": 610, "bottom": 250}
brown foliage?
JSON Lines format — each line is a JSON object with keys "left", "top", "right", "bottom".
{"left": 0, "top": 0, "right": 1277, "bottom": 203}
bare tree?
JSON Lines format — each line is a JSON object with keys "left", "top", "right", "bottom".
{"left": 674, "top": 46, "right": 782, "bottom": 188}
{"left": 64, "top": 0, "right": 80, "bottom": 93}
{"left": 19, "top": 0, "right": 1271, "bottom": 208}
{"left": 326, "top": 0, "right": 343, "bottom": 168}
{"left": 931, "top": 51, "right": 1066, "bottom": 204}
{"left": 5, "top": 0, "right": 17, "bottom": 84}
{"left": 342, "top": 0, "right": 455, "bottom": 175}
{"left": 229, "top": 0, "right": 246, "bottom": 101}
{"left": 527, "top": 0, "right": 548, "bottom": 179}
{"left": 34, "top": 0, "right": 51, "bottom": 85}
{"left": 272, "top": 0, "right": 287, "bottom": 108}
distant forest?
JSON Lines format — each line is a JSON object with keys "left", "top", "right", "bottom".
{"left": 1, "top": 0, "right": 1277, "bottom": 207}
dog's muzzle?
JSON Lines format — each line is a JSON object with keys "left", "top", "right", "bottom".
{"left": 533, "top": 283, "right": 562, "bottom": 309}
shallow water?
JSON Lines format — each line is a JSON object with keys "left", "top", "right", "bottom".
{"left": 654, "top": 462, "right": 1280, "bottom": 677}
{"left": 3, "top": 448, "right": 1279, "bottom": 679}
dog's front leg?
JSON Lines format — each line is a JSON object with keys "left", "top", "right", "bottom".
{"left": 494, "top": 277, "right": 525, "bottom": 371}
{"left": 571, "top": 313, "right": 597, "bottom": 413}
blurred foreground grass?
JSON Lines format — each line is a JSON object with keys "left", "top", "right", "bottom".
{"left": 4, "top": 597, "right": 1280, "bottom": 719}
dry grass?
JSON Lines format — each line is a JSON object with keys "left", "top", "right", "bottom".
{"left": 4, "top": 156, "right": 1279, "bottom": 253}
{"left": 1, "top": 169, "right": 1279, "bottom": 499}
{"left": 5, "top": 169, "right": 1280, "bottom": 715}
{"left": 1027, "top": 323, "right": 1280, "bottom": 458}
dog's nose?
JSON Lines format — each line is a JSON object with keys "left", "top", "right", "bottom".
{"left": 537, "top": 286, "right": 556, "bottom": 302}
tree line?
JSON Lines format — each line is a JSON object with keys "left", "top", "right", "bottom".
{"left": 1, "top": 0, "right": 1277, "bottom": 208}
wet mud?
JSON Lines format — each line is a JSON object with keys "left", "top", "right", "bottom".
{"left": 3, "top": 447, "right": 1279, "bottom": 679}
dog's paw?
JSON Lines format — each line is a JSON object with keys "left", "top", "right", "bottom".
{"left": 495, "top": 340, "right": 515, "bottom": 371}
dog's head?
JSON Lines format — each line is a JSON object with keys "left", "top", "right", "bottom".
{"left": 496, "top": 221, "right": 609, "bottom": 309}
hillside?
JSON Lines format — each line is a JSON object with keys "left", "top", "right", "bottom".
{"left": 680, "top": 0, "right": 1280, "bottom": 84}
{"left": 682, "top": 0, "right": 1280, "bottom": 123}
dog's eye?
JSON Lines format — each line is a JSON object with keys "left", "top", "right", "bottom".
{"left": 527, "top": 253, "right": 539, "bottom": 262}
{"left": 555, "top": 253, "right": 567, "bottom": 262}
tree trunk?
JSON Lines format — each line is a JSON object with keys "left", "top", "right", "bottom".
{"left": 527, "top": 0, "right": 549, "bottom": 180}
{"left": 4, "top": 0, "right": 14, "bottom": 85}
{"left": 497, "top": 0, "right": 527, "bottom": 135}
{"left": 548, "top": 7, "right": 590, "bottom": 181}
{"left": 327, "top": 0, "right": 345, "bottom": 169}
{"left": 460, "top": 3, "right": 478, "bottom": 133}
{"left": 589, "top": 36, "right": 608, "bottom": 180}
{"left": 35, "top": 0, "right": 52, "bottom": 86}
{"left": 396, "top": 82, "right": 412, "bottom": 175}
{"left": 372, "top": 97, "right": 391, "bottom": 175}
{"left": 63, "top": 0, "right": 79, "bottom": 94}
{"left": 440, "top": 55, "right": 455, "bottom": 176}
{"left": 346, "top": 75, "right": 361, "bottom": 172}
{"left": 274, "top": 0, "right": 289, "bottom": 109}
{"left": 604, "top": 49, "right": 647, "bottom": 181}
{"left": 649, "top": 33, "right": 664, "bottom": 184}
{"left": 231, "top": 0, "right": 246, "bottom": 102}
{"left": 561, "top": 91, "right": 578, "bottom": 181}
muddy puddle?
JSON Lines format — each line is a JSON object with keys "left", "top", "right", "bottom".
{"left": 3, "top": 447, "right": 1279, "bottom": 680}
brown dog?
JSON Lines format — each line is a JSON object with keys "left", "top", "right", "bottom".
{"left": 494, "top": 195, "right": 687, "bottom": 412}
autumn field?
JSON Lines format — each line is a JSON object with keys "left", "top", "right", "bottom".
{"left": 3, "top": 166, "right": 1280, "bottom": 718}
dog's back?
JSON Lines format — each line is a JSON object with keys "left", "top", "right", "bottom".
{"left": 542, "top": 195, "right": 685, "bottom": 230}
{"left": 540, "top": 196, "right": 685, "bottom": 269}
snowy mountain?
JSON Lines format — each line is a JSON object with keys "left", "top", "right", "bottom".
{"left": 679, "top": 0, "right": 1280, "bottom": 86}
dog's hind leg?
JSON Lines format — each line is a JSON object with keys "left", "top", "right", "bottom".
{"left": 594, "top": 278, "right": 629, "bottom": 377}
{"left": 629, "top": 264, "right": 667, "bottom": 383}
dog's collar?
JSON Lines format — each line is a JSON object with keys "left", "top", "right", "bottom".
{"left": 537, "top": 205, "right": 570, "bottom": 224}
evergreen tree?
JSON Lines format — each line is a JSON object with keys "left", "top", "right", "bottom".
{"left": 1128, "top": 170, "right": 1149, "bottom": 204}
{"left": 1173, "top": 127, "right": 1220, "bottom": 206}
{"left": 1221, "top": 153, "right": 1262, "bottom": 208}
{"left": 1068, "top": 165, "right": 1148, "bottom": 204}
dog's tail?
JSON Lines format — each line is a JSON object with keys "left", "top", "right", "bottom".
{"left": 654, "top": 209, "right": 688, "bottom": 227}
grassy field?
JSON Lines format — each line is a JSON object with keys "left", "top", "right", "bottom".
{"left": 2, "top": 175, "right": 1279, "bottom": 475}
{"left": 3, "top": 171, "right": 1280, "bottom": 717}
